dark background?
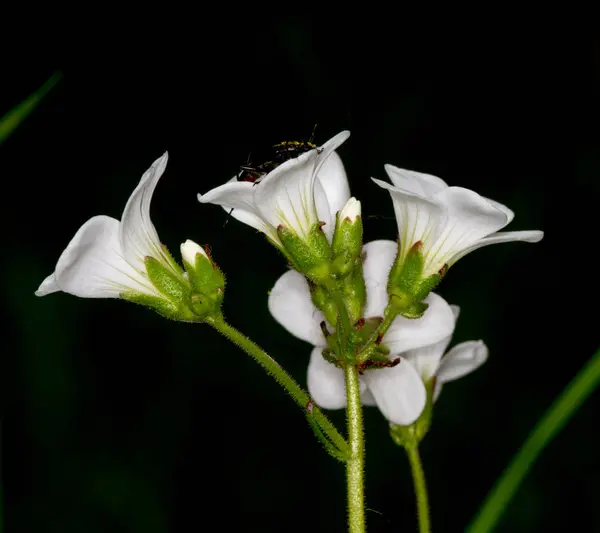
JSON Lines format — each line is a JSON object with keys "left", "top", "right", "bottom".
{"left": 3, "top": 16, "right": 599, "bottom": 533}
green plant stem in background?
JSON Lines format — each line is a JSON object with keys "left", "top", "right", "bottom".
{"left": 206, "top": 315, "right": 348, "bottom": 454}
{"left": 0, "top": 421, "right": 3, "bottom": 533}
{"left": 0, "top": 71, "right": 62, "bottom": 145}
{"left": 467, "top": 347, "right": 600, "bottom": 533}
{"left": 405, "top": 445, "right": 431, "bottom": 533}
{"left": 344, "top": 364, "right": 366, "bottom": 533}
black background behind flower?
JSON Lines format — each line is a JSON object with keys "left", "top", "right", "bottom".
{"left": 3, "top": 15, "right": 599, "bottom": 533}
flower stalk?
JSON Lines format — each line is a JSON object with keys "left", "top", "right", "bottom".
{"left": 405, "top": 444, "right": 432, "bottom": 533}
{"left": 344, "top": 363, "right": 367, "bottom": 533}
{"left": 205, "top": 314, "right": 348, "bottom": 457}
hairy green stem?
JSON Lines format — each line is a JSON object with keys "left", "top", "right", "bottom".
{"left": 344, "top": 364, "right": 366, "bottom": 533}
{"left": 405, "top": 445, "right": 431, "bottom": 533}
{"left": 206, "top": 314, "right": 348, "bottom": 453}
{"left": 466, "top": 347, "right": 600, "bottom": 533}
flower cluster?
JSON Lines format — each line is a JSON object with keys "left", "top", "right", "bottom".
{"left": 37, "top": 131, "right": 543, "bottom": 429}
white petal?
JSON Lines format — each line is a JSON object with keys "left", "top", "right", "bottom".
{"left": 403, "top": 334, "right": 455, "bottom": 381}
{"left": 372, "top": 178, "right": 444, "bottom": 263}
{"left": 316, "top": 151, "right": 350, "bottom": 218}
{"left": 384, "top": 292, "right": 455, "bottom": 354}
{"left": 384, "top": 164, "right": 448, "bottom": 197}
{"left": 436, "top": 340, "right": 488, "bottom": 383}
{"left": 362, "top": 240, "right": 398, "bottom": 318}
{"left": 315, "top": 131, "right": 350, "bottom": 174}
{"left": 420, "top": 187, "right": 510, "bottom": 275}
{"left": 361, "top": 388, "right": 378, "bottom": 406}
{"left": 307, "top": 346, "right": 347, "bottom": 409}
{"left": 198, "top": 179, "right": 279, "bottom": 243}
{"left": 120, "top": 153, "right": 174, "bottom": 274}
{"left": 35, "top": 273, "right": 60, "bottom": 296}
{"left": 268, "top": 270, "right": 325, "bottom": 346}
{"left": 180, "top": 239, "right": 208, "bottom": 264}
{"left": 363, "top": 358, "right": 427, "bottom": 425}
{"left": 339, "top": 197, "right": 361, "bottom": 222}
{"left": 450, "top": 304, "right": 461, "bottom": 321}
{"left": 254, "top": 150, "right": 319, "bottom": 240}
{"left": 36, "top": 216, "right": 158, "bottom": 298}
{"left": 313, "top": 175, "right": 335, "bottom": 241}
{"left": 449, "top": 230, "right": 544, "bottom": 264}
{"left": 484, "top": 197, "right": 515, "bottom": 224}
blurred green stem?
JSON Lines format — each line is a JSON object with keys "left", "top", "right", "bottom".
{"left": 405, "top": 445, "right": 431, "bottom": 533}
{"left": 344, "top": 364, "right": 366, "bottom": 533}
{"left": 467, "top": 347, "right": 600, "bottom": 533}
{"left": 0, "top": 71, "right": 62, "bottom": 145}
{"left": 206, "top": 314, "right": 348, "bottom": 454}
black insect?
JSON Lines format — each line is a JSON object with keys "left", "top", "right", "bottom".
{"left": 224, "top": 128, "right": 319, "bottom": 226}
{"left": 237, "top": 125, "right": 319, "bottom": 184}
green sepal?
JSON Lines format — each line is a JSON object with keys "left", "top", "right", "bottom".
{"left": 388, "top": 291, "right": 429, "bottom": 319}
{"left": 332, "top": 212, "right": 363, "bottom": 262}
{"left": 322, "top": 347, "right": 341, "bottom": 366}
{"left": 331, "top": 253, "right": 356, "bottom": 278}
{"left": 413, "top": 269, "right": 445, "bottom": 301}
{"left": 341, "top": 269, "right": 366, "bottom": 325}
{"left": 190, "top": 293, "right": 214, "bottom": 318}
{"left": 145, "top": 256, "right": 191, "bottom": 304}
{"left": 277, "top": 225, "right": 331, "bottom": 282}
{"left": 388, "top": 241, "right": 449, "bottom": 305}
{"left": 121, "top": 291, "right": 196, "bottom": 321}
{"left": 388, "top": 241, "right": 424, "bottom": 295}
{"left": 183, "top": 253, "right": 225, "bottom": 297}
{"left": 307, "top": 223, "right": 332, "bottom": 263}
{"left": 311, "top": 284, "right": 338, "bottom": 326}
{"left": 161, "top": 244, "right": 184, "bottom": 275}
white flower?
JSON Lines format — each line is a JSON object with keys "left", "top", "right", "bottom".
{"left": 268, "top": 239, "right": 484, "bottom": 426}
{"left": 197, "top": 131, "right": 351, "bottom": 247}
{"left": 36, "top": 153, "right": 195, "bottom": 300}
{"left": 373, "top": 165, "right": 544, "bottom": 278}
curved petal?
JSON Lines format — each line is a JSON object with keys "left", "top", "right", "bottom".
{"left": 35, "top": 273, "right": 60, "bottom": 296}
{"left": 372, "top": 178, "right": 444, "bottom": 262}
{"left": 384, "top": 164, "right": 448, "bottom": 197}
{"left": 254, "top": 150, "right": 319, "bottom": 240}
{"left": 120, "top": 153, "right": 170, "bottom": 273}
{"left": 417, "top": 187, "right": 510, "bottom": 275}
{"left": 449, "top": 230, "right": 544, "bottom": 264}
{"left": 198, "top": 180, "right": 278, "bottom": 243}
{"left": 362, "top": 358, "right": 427, "bottom": 425}
{"left": 436, "top": 340, "right": 488, "bottom": 383}
{"left": 315, "top": 131, "right": 350, "bottom": 175}
{"left": 362, "top": 240, "right": 398, "bottom": 317}
{"left": 307, "top": 346, "right": 347, "bottom": 409}
{"left": 384, "top": 292, "right": 455, "bottom": 354}
{"left": 316, "top": 151, "right": 350, "bottom": 218}
{"left": 484, "top": 197, "right": 515, "bottom": 224}
{"left": 36, "top": 216, "right": 158, "bottom": 298}
{"left": 268, "top": 270, "right": 326, "bottom": 346}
